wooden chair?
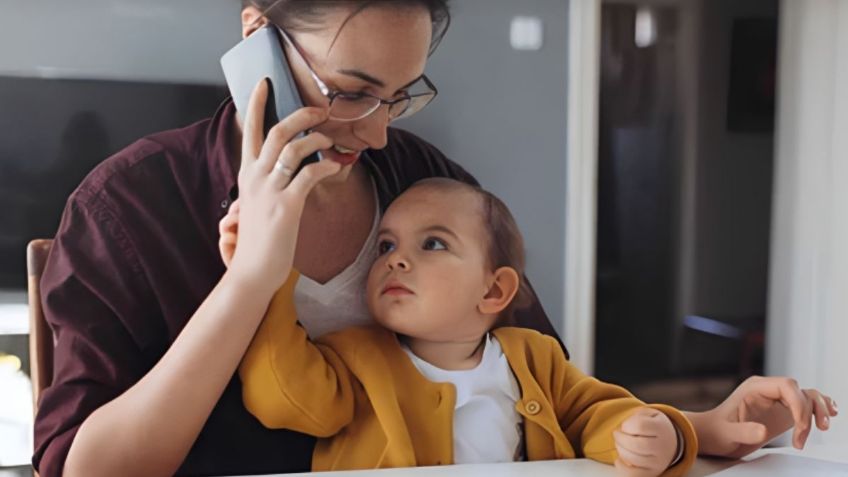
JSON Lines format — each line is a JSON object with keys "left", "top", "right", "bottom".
{"left": 27, "top": 239, "right": 54, "bottom": 410}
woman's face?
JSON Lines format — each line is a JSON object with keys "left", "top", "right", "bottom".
{"left": 242, "top": 5, "right": 433, "bottom": 183}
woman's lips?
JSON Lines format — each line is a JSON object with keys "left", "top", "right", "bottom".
{"left": 322, "top": 146, "right": 361, "bottom": 167}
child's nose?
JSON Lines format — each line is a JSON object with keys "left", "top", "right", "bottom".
{"left": 387, "top": 252, "right": 410, "bottom": 271}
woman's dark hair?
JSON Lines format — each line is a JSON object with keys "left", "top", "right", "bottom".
{"left": 241, "top": 0, "right": 451, "bottom": 55}
{"left": 410, "top": 178, "right": 533, "bottom": 328}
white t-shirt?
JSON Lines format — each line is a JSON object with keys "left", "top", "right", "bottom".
{"left": 294, "top": 181, "right": 380, "bottom": 339}
{"left": 402, "top": 334, "right": 524, "bottom": 464}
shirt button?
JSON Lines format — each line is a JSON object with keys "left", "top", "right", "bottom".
{"left": 525, "top": 400, "right": 542, "bottom": 415}
{"left": 220, "top": 199, "right": 229, "bottom": 209}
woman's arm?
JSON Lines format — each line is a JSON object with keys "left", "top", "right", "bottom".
{"left": 63, "top": 272, "right": 275, "bottom": 477}
{"left": 62, "top": 79, "right": 342, "bottom": 477}
{"left": 683, "top": 376, "right": 838, "bottom": 458}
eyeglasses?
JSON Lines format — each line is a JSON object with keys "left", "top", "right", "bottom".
{"left": 277, "top": 27, "right": 438, "bottom": 122}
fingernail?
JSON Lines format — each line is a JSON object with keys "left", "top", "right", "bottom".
{"left": 824, "top": 415, "right": 830, "bottom": 427}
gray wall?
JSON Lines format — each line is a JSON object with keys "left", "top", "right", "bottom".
{"left": 0, "top": 0, "right": 240, "bottom": 83}
{"left": 0, "top": 0, "right": 571, "bottom": 332}
{"left": 402, "top": 0, "right": 570, "bottom": 332}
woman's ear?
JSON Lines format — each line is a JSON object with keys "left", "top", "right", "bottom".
{"left": 478, "top": 267, "right": 520, "bottom": 316}
{"left": 241, "top": 6, "right": 269, "bottom": 39}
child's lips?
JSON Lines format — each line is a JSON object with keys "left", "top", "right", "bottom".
{"left": 382, "top": 281, "right": 413, "bottom": 296}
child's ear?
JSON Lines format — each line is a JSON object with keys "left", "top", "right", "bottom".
{"left": 478, "top": 267, "right": 520, "bottom": 315}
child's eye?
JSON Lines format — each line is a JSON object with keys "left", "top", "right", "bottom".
{"left": 378, "top": 240, "right": 396, "bottom": 255}
{"left": 422, "top": 237, "right": 447, "bottom": 251}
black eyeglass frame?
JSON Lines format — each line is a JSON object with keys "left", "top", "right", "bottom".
{"left": 276, "top": 26, "right": 438, "bottom": 122}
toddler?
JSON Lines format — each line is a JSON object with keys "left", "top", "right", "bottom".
{"left": 221, "top": 178, "right": 696, "bottom": 476}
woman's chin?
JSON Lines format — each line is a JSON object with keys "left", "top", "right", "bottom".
{"left": 321, "top": 162, "right": 355, "bottom": 184}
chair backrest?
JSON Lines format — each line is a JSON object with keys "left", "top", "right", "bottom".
{"left": 27, "top": 239, "right": 54, "bottom": 409}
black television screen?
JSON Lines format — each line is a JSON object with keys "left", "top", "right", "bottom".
{"left": 0, "top": 76, "right": 229, "bottom": 289}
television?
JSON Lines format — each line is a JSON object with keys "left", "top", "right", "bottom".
{"left": 0, "top": 76, "right": 229, "bottom": 289}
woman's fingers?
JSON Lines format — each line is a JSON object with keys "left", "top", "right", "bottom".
{"left": 720, "top": 421, "right": 768, "bottom": 446}
{"left": 828, "top": 397, "right": 839, "bottom": 416}
{"left": 755, "top": 377, "right": 811, "bottom": 449}
{"left": 240, "top": 78, "right": 329, "bottom": 177}
{"left": 268, "top": 132, "right": 334, "bottom": 190}
{"left": 779, "top": 380, "right": 814, "bottom": 449}
{"left": 257, "top": 108, "right": 329, "bottom": 173}
{"left": 805, "top": 389, "right": 832, "bottom": 431}
{"left": 241, "top": 78, "right": 270, "bottom": 168}
{"left": 286, "top": 159, "right": 343, "bottom": 199}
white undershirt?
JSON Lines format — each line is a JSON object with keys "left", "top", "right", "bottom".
{"left": 402, "top": 334, "right": 524, "bottom": 464}
{"left": 294, "top": 180, "right": 380, "bottom": 339}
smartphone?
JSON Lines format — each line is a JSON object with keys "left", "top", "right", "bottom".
{"left": 220, "top": 24, "right": 321, "bottom": 168}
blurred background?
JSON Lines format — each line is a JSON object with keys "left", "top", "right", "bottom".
{"left": 1, "top": 0, "right": 846, "bottom": 474}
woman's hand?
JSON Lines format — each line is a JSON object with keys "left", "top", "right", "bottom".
{"left": 690, "top": 376, "right": 838, "bottom": 459}
{"left": 227, "top": 78, "right": 342, "bottom": 293}
{"left": 614, "top": 408, "right": 678, "bottom": 477}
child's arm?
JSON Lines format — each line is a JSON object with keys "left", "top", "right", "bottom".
{"left": 545, "top": 338, "right": 697, "bottom": 477}
{"left": 220, "top": 203, "right": 355, "bottom": 437}
{"left": 238, "top": 272, "right": 355, "bottom": 437}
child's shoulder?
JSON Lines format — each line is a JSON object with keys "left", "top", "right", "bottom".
{"left": 316, "top": 324, "right": 396, "bottom": 350}
{"left": 492, "top": 327, "right": 570, "bottom": 361}
{"left": 493, "top": 326, "right": 554, "bottom": 343}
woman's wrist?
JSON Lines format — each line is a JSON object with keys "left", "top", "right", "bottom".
{"left": 683, "top": 410, "right": 718, "bottom": 456}
{"left": 221, "top": 267, "right": 280, "bottom": 301}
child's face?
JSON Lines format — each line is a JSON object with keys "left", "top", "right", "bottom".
{"left": 366, "top": 185, "right": 499, "bottom": 342}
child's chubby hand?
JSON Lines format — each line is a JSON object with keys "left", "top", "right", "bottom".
{"left": 218, "top": 199, "right": 240, "bottom": 268}
{"left": 613, "top": 407, "right": 678, "bottom": 477}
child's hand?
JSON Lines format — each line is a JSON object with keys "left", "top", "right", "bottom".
{"left": 613, "top": 408, "right": 678, "bottom": 477}
{"left": 218, "top": 199, "right": 240, "bottom": 268}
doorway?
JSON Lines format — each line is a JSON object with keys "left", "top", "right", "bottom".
{"left": 593, "top": 0, "right": 778, "bottom": 409}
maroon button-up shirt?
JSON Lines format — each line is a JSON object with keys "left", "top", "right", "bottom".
{"left": 33, "top": 100, "right": 561, "bottom": 476}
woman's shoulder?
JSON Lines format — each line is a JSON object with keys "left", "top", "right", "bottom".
{"left": 74, "top": 117, "right": 220, "bottom": 207}
{"left": 71, "top": 100, "right": 237, "bottom": 228}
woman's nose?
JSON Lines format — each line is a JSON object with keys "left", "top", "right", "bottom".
{"left": 353, "top": 107, "right": 390, "bottom": 150}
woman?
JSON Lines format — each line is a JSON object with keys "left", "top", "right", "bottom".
{"left": 34, "top": 1, "right": 837, "bottom": 476}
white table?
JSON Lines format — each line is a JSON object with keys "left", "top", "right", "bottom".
{"left": 230, "top": 443, "right": 848, "bottom": 477}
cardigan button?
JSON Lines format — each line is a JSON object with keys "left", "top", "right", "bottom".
{"left": 525, "top": 400, "right": 542, "bottom": 415}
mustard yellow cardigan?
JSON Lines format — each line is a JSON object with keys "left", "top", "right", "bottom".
{"left": 239, "top": 273, "right": 697, "bottom": 475}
